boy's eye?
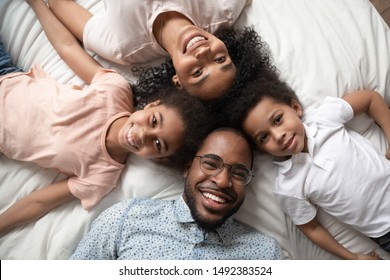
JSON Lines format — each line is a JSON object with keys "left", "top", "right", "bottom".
{"left": 259, "top": 134, "right": 269, "bottom": 144}
{"left": 274, "top": 114, "right": 283, "bottom": 125}
{"left": 214, "top": 56, "right": 226, "bottom": 63}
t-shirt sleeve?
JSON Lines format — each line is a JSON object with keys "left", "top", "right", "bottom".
{"left": 68, "top": 177, "right": 116, "bottom": 210}
{"left": 90, "top": 69, "right": 134, "bottom": 111}
{"left": 307, "top": 96, "right": 354, "bottom": 125}
{"left": 83, "top": 16, "right": 126, "bottom": 65}
{"left": 274, "top": 192, "right": 317, "bottom": 225}
{"left": 91, "top": 69, "right": 132, "bottom": 92}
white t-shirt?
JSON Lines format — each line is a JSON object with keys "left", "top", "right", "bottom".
{"left": 83, "top": 0, "right": 251, "bottom": 65}
{"left": 274, "top": 96, "right": 390, "bottom": 238}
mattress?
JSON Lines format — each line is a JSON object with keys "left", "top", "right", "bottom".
{"left": 1, "top": 0, "right": 390, "bottom": 259}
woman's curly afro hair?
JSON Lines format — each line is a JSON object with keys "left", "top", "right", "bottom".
{"left": 131, "top": 26, "right": 276, "bottom": 109}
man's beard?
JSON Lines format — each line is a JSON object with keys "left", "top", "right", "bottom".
{"left": 184, "top": 181, "right": 243, "bottom": 232}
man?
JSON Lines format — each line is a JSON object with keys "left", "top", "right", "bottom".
{"left": 71, "top": 127, "right": 284, "bottom": 259}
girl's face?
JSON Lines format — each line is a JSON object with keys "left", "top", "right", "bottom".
{"left": 170, "top": 25, "right": 236, "bottom": 101}
{"left": 243, "top": 97, "right": 307, "bottom": 157}
{"left": 118, "top": 101, "right": 184, "bottom": 159}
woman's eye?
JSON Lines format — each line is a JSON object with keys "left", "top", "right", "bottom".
{"left": 193, "top": 69, "right": 202, "bottom": 77}
{"left": 152, "top": 115, "right": 157, "bottom": 127}
{"left": 214, "top": 56, "right": 226, "bottom": 63}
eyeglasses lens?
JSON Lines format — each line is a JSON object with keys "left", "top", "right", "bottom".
{"left": 198, "top": 154, "right": 252, "bottom": 185}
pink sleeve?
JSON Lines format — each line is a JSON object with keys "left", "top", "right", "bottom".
{"left": 68, "top": 177, "right": 116, "bottom": 211}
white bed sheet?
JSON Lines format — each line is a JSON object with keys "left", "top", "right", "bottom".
{"left": 1, "top": 0, "right": 390, "bottom": 260}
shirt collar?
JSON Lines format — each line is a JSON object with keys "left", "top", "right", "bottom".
{"left": 274, "top": 121, "right": 330, "bottom": 173}
{"left": 215, "top": 218, "right": 235, "bottom": 242}
{"left": 173, "top": 194, "right": 234, "bottom": 242}
{"left": 173, "top": 195, "right": 195, "bottom": 223}
{"left": 303, "top": 122, "right": 317, "bottom": 155}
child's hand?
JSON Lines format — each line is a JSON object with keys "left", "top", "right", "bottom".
{"left": 355, "top": 251, "right": 382, "bottom": 260}
{"left": 386, "top": 148, "right": 390, "bottom": 160}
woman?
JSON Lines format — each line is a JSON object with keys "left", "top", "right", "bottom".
{"left": 48, "top": 0, "right": 253, "bottom": 100}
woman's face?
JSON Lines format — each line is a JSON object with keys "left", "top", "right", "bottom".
{"left": 170, "top": 25, "right": 236, "bottom": 100}
{"left": 118, "top": 101, "right": 184, "bottom": 159}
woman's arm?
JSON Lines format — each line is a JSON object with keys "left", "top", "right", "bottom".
{"left": 343, "top": 90, "right": 390, "bottom": 158}
{"left": 0, "top": 179, "right": 75, "bottom": 236}
{"left": 298, "top": 219, "right": 379, "bottom": 260}
{"left": 48, "top": 0, "right": 92, "bottom": 42}
{"left": 26, "top": 0, "right": 102, "bottom": 84}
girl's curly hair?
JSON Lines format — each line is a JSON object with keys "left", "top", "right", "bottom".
{"left": 132, "top": 84, "right": 218, "bottom": 170}
{"left": 131, "top": 27, "right": 276, "bottom": 108}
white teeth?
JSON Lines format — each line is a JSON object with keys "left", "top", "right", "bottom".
{"left": 127, "top": 127, "right": 136, "bottom": 146}
{"left": 186, "top": 36, "right": 205, "bottom": 51}
{"left": 202, "top": 192, "right": 226, "bottom": 204}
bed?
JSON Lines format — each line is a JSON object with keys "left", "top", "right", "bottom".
{"left": 1, "top": 0, "right": 390, "bottom": 260}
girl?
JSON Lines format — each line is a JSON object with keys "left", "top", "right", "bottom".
{"left": 47, "top": 0, "right": 274, "bottom": 101}
{"left": 227, "top": 73, "right": 390, "bottom": 259}
{"left": 0, "top": 0, "right": 215, "bottom": 235}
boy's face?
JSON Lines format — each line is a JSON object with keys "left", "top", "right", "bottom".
{"left": 243, "top": 97, "right": 306, "bottom": 157}
{"left": 118, "top": 101, "right": 184, "bottom": 159}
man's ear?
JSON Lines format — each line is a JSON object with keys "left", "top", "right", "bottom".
{"left": 292, "top": 99, "right": 303, "bottom": 117}
{"left": 182, "top": 160, "right": 193, "bottom": 178}
{"left": 144, "top": 99, "right": 161, "bottom": 109}
{"left": 172, "top": 75, "right": 183, "bottom": 89}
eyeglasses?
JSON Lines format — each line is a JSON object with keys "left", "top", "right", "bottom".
{"left": 195, "top": 154, "right": 253, "bottom": 186}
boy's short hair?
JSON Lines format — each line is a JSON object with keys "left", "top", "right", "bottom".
{"left": 223, "top": 70, "right": 300, "bottom": 129}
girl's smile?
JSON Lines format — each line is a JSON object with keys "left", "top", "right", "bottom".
{"left": 114, "top": 101, "right": 185, "bottom": 160}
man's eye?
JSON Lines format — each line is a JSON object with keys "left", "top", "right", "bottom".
{"left": 231, "top": 171, "right": 247, "bottom": 181}
{"left": 202, "top": 160, "right": 219, "bottom": 170}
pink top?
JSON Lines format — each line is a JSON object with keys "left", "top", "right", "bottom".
{"left": 0, "top": 65, "right": 133, "bottom": 210}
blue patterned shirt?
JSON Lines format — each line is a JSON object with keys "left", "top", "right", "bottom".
{"left": 71, "top": 196, "right": 284, "bottom": 260}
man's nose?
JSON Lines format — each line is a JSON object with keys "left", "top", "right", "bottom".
{"left": 210, "top": 166, "right": 232, "bottom": 188}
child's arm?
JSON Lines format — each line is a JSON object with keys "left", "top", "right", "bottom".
{"left": 297, "top": 219, "right": 379, "bottom": 260}
{"left": 48, "top": 0, "right": 93, "bottom": 42}
{"left": 343, "top": 90, "right": 390, "bottom": 159}
{"left": 0, "top": 179, "right": 75, "bottom": 236}
{"left": 26, "top": 0, "right": 102, "bottom": 84}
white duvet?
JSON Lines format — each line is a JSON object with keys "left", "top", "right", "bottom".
{"left": 1, "top": 0, "right": 390, "bottom": 259}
